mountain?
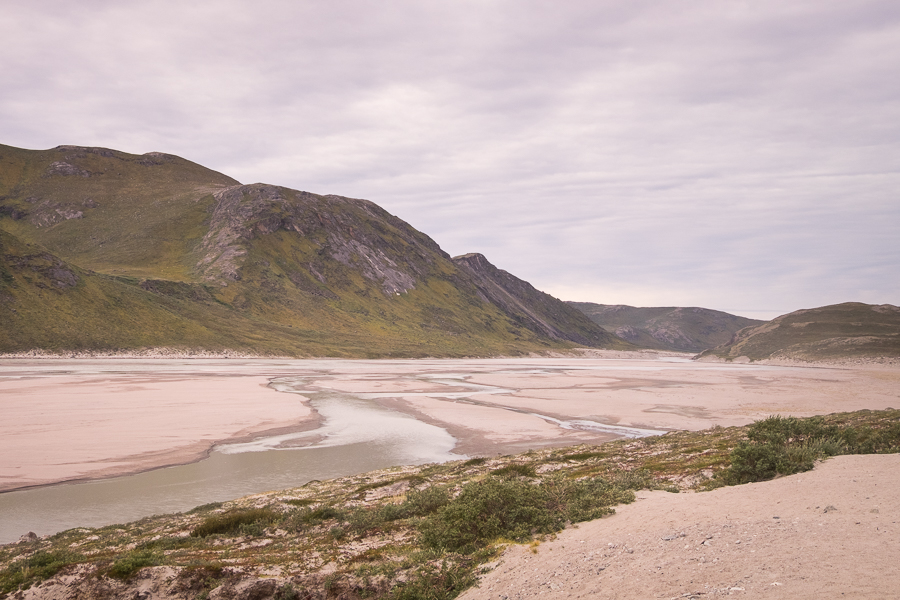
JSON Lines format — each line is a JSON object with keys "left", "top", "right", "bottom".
{"left": 453, "top": 254, "right": 627, "bottom": 348}
{"left": 0, "top": 143, "right": 626, "bottom": 356}
{"left": 695, "top": 302, "right": 900, "bottom": 362}
{"left": 568, "top": 302, "right": 765, "bottom": 353}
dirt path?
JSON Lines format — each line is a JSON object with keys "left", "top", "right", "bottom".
{"left": 460, "top": 454, "right": 900, "bottom": 599}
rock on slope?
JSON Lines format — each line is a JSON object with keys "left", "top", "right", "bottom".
{"left": 454, "top": 253, "right": 629, "bottom": 348}
{"left": 569, "top": 302, "right": 765, "bottom": 353}
{"left": 0, "top": 144, "right": 627, "bottom": 356}
{"left": 696, "top": 302, "right": 900, "bottom": 362}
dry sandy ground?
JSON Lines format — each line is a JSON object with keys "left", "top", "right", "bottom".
{"left": 0, "top": 366, "right": 315, "bottom": 492}
{"left": 459, "top": 454, "right": 900, "bottom": 600}
{"left": 1, "top": 356, "right": 898, "bottom": 492}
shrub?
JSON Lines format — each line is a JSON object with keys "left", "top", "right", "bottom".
{"left": 491, "top": 464, "right": 537, "bottom": 478}
{"left": 390, "top": 558, "right": 478, "bottom": 600}
{"left": 402, "top": 486, "right": 451, "bottom": 517}
{"left": 108, "top": 550, "right": 163, "bottom": 580}
{"left": 720, "top": 414, "right": 900, "bottom": 485}
{"left": 191, "top": 508, "right": 278, "bottom": 537}
{"left": 0, "top": 550, "right": 82, "bottom": 593}
{"left": 419, "top": 477, "right": 559, "bottom": 553}
{"left": 296, "top": 505, "right": 344, "bottom": 524}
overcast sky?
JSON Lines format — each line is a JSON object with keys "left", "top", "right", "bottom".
{"left": 3, "top": 1, "right": 899, "bottom": 319}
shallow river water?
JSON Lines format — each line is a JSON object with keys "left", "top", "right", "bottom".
{"left": 0, "top": 390, "right": 458, "bottom": 544}
{"left": 0, "top": 356, "right": 797, "bottom": 545}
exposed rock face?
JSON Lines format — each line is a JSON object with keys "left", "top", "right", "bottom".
{"left": 696, "top": 302, "right": 900, "bottom": 362}
{"left": 196, "top": 183, "right": 438, "bottom": 295}
{"left": 453, "top": 253, "right": 628, "bottom": 347}
{"left": 46, "top": 161, "right": 91, "bottom": 177}
{"left": 569, "top": 302, "right": 765, "bottom": 353}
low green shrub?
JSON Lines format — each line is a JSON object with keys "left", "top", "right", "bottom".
{"left": 0, "top": 549, "right": 82, "bottom": 593}
{"left": 720, "top": 414, "right": 900, "bottom": 485}
{"left": 491, "top": 464, "right": 537, "bottom": 478}
{"left": 108, "top": 550, "right": 163, "bottom": 580}
{"left": 402, "top": 486, "right": 451, "bottom": 517}
{"left": 191, "top": 508, "right": 279, "bottom": 537}
{"left": 419, "top": 477, "right": 560, "bottom": 553}
{"left": 390, "top": 558, "right": 478, "bottom": 600}
{"left": 562, "top": 451, "right": 607, "bottom": 461}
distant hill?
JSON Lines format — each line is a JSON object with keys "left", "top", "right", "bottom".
{"left": 695, "top": 302, "right": 900, "bottom": 362}
{"left": 0, "top": 143, "right": 625, "bottom": 356}
{"left": 568, "top": 302, "right": 765, "bottom": 353}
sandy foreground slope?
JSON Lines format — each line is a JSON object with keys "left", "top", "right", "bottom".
{"left": 459, "top": 454, "right": 900, "bottom": 600}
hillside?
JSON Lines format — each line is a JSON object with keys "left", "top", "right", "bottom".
{"left": 454, "top": 254, "right": 629, "bottom": 348}
{"left": 0, "top": 144, "right": 624, "bottom": 356}
{"left": 695, "top": 302, "right": 900, "bottom": 362}
{"left": 568, "top": 302, "right": 764, "bottom": 353}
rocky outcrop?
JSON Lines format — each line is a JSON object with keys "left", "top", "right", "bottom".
{"left": 453, "top": 253, "right": 628, "bottom": 347}
{"left": 195, "top": 184, "right": 437, "bottom": 295}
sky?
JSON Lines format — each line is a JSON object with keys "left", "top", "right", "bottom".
{"left": 3, "top": 1, "right": 899, "bottom": 319}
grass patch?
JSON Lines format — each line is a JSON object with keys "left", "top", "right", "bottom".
{"left": 560, "top": 451, "right": 607, "bottom": 461}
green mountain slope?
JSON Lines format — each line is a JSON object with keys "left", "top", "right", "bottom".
{"left": 0, "top": 144, "right": 626, "bottom": 356}
{"left": 568, "top": 302, "right": 765, "bottom": 353}
{"left": 695, "top": 302, "right": 900, "bottom": 362}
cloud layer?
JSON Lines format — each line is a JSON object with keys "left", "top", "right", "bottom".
{"left": 3, "top": 0, "right": 899, "bottom": 318}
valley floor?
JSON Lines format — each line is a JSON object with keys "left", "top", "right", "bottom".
{"left": 1, "top": 355, "right": 898, "bottom": 494}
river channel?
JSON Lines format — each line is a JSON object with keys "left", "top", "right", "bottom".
{"left": 0, "top": 386, "right": 459, "bottom": 544}
{"left": 0, "top": 356, "right": 806, "bottom": 545}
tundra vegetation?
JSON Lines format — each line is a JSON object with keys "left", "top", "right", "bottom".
{"left": 2, "top": 409, "right": 899, "bottom": 599}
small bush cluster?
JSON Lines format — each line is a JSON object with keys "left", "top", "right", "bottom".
{"left": 191, "top": 508, "right": 279, "bottom": 537}
{"left": 720, "top": 414, "right": 900, "bottom": 484}
{"left": 420, "top": 471, "right": 649, "bottom": 553}
{"left": 0, "top": 549, "right": 82, "bottom": 593}
{"left": 108, "top": 550, "right": 163, "bottom": 580}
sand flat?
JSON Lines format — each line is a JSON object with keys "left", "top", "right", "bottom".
{"left": 0, "top": 372, "right": 314, "bottom": 492}
{"left": 1, "top": 356, "right": 897, "bottom": 492}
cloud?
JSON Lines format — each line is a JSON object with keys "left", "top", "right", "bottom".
{"left": 2, "top": 0, "right": 898, "bottom": 318}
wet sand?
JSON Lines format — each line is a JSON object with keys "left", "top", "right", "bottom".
{"left": 1, "top": 356, "right": 898, "bottom": 493}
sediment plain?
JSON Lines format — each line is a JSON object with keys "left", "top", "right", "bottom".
{"left": 3, "top": 353, "right": 898, "bottom": 494}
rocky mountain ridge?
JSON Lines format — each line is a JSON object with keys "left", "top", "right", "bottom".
{"left": 0, "top": 143, "right": 630, "bottom": 356}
